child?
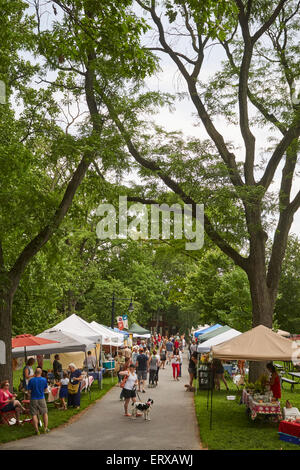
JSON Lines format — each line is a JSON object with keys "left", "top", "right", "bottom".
{"left": 59, "top": 371, "right": 69, "bottom": 410}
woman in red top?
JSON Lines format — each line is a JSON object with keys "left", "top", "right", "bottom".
{"left": 0, "top": 380, "right": 25, "bottom": 425}
{"left": 266, "top": 363, "right": 281, "bottom": 399}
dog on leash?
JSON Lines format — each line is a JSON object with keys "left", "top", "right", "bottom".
{"left": 131, "top": 398, "right": 154, "bottom": 420}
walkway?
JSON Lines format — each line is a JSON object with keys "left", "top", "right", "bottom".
{"left": 1, "top": 352, "right": 201, "bottom": 450}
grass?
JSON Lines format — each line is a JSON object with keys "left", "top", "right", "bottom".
{"left": 0, "top": 361, "right": 117, "bottom": 445}
{"left": 194, "top": 373, "right": 300, "bottom": 450}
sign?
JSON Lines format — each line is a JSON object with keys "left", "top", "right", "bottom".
{"left": 122, "top": 314, "right": 128, "bottom": 329}
{"left": 117, "top": 316, "right": 124, "bottom": 330}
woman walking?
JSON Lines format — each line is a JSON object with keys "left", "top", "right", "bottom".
{"left": 160, "top": 346, "right": 167, "bottom": 369}
{"left": 119, "top": 364, "right": 140, "bottom": 417}
{"left": 171, "top": 348, "right": 181, "bottom": 381}
{"left": 148, "top": 350, "right": 159, "bottom": 388}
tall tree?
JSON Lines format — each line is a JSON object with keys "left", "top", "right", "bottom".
{"left": 36, "top": 0, "right": 300, "bottom": 379}
{"left": 0, "top": 0, "right": 154, "bottom": 384}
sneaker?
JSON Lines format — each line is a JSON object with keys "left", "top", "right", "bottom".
{"left": 44, "top": 428, "right": 50, "bottom": 433}
{"left": 35, "top": 430, "right": 40, "bottom": 436}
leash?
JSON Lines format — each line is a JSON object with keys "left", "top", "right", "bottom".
{"left": 133, "top": 385, "right": 142, "bottom": 402}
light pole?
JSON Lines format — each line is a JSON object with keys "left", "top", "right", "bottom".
{"left": 111, "top": 292, "right": 134, "bottom": 329}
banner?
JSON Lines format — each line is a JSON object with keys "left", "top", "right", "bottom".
{"left": 122, "top": 314, "right": 128, "bottom": 329}
{"left": 117, "top": 316, "right": 124, "bottom": 330}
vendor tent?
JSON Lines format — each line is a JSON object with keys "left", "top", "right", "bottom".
{"left": 90, "top": 321, "right": 124, "bottom": 346}
{"left": 11, "top": 329, "right": 96, "bottom": 358}
{"left": 127, "top": 323, "right": 151, "bottom": 336}
{"left": 45, "top": 314, "right": 102, "bottom": 343}
{"left": 113, "top": 328, "right": 129, "bottom": 337}
{"left": 194, "top": 324, "right": 222, "bottom": 338}
{"left": 192, "top": 325, "right": 209, "bottom": 334}
{"left": 212, "top": 325, "right": 298, "bottom": 361}
{"left": 198, "top": 325, "right": 231, "bottom": 343}
{"left": 206, "top": 325, "right": 300, "bottom": 430}
{"left": 197, "top": 328, "right": 241, "bottom": 353}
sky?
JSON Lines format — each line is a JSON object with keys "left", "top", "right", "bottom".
{"left": 22, "top": 1, "right": 300, "bottom": 240}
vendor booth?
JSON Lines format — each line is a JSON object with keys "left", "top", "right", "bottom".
{"left": 197, "top": 325, "right": 233, "bottom": 344}
{"left": 127, "top": 323, "right": 151, "bottom": 338}
{"left": 197, "top": 328, "right": 241, "bottom": 353}
{"left": 42, "top": 314, "right": 103, "bottom": 376}
{"left": 206, "top": 325, "right": 300, "bottom": 430}
{"left": 194, "top": 324, "right": 222, "bottom": 338}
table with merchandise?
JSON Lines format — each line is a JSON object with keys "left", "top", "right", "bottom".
{"left": 242, "top": 389, "right": 282, "bottom": 420}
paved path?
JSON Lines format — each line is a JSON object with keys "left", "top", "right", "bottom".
{"left": 1, "top": 352, "right": 201, "bottom": 450}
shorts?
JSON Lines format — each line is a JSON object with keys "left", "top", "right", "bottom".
{"left": 122, "top": 388, "right": 136, "bottom": 399}
{"left": 188, "top": 368, "right": 196, "bottom": 375}
{"left": 30, "top": 398, "right": 48, "bottom": 416}
{"left": 1, "top": 402, "right": 15, "bottom": 412}
{"left": 137, "top": 370, "right": 147, "bottom": 381}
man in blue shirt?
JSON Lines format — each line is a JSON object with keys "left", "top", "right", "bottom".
{"left": 166, "top": 339, "right": 174, "bottom": 365}
{"left": 136, "top": 349, "right": 149, "bottom": 393}
{"left": 27, "top": 367, "right": 49, "bottom": 435}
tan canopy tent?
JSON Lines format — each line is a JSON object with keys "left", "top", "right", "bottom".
{"left": 207, "top": 325, "right": 300, "bottom": 431}
{"left": 212, "top": 325, "right": 299, "bottom": 362}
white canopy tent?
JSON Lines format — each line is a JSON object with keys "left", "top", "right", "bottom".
{"left": 132, "top": 333, "right": 151, "bottom": 339}
{"left": 197, "top": 328, "right": 241, "bottom": 353}
{"left": 11, "top": 329, "right": 96, "bottom": 358}
{"left": 90, "top": 321, "right": 124, "bottom": 346}
{"left": 44, "top": 314, "right": 102, "bottom": 343}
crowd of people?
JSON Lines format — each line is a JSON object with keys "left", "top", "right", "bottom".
{"left": 114, "top": 333, "right": 187, "bottom": 417}
{"left": 1, "top": 330, "right": 286, "bottom": 431}
{"left": 0, "top": 353, "right": 95, "bottom": 435}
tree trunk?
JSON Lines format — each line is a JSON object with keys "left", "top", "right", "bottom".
{"left": 247, "top": 235, "right": 277, "bottom": 382}
{"left": 0, "top": 274, "right": 15, "bottom": 389}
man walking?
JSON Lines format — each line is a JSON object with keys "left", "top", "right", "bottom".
{"left": 166, "top": 338, "right": 174, "bottom": 365}
{"left": 27, "top": 367, "right": 50, "bottom": 435}
{"left": 136, "top": 348, "right": 148, "bottom": 393}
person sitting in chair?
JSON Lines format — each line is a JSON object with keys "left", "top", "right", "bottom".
{"left": 0, "top": 380, "right": 25, "bottom": 425}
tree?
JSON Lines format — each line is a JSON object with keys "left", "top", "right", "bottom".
{"left": 0, "top": 0, "right": 155, "bottom": 384}
{"left": 274, "top": 236, "right": 300, "bottom": 333}
{"left": 84, "top": 0, "right": 300, "bottom": 380}
{"left": 28, "top": 0, "right": 300, "bottom": 381}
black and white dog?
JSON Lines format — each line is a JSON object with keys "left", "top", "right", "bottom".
{"left": 131, "top": 398, "right": 154, "bottom": 421}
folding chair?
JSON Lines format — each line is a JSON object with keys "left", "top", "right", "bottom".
{"left": 0, "top": 409, "right": 17, "bottom": 426}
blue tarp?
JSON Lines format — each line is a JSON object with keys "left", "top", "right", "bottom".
{"left": 112, "top": 327, "right": 129, "bottom": 337}
{"left": 194, "top": 324, "right": 222, "bottom": 338}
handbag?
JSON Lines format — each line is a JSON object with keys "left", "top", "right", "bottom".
{"left": 120, "top": 371, "right": 129, "bottom": 389}
{"left": 68, "top": 381, "right": 80, "bottom": 395}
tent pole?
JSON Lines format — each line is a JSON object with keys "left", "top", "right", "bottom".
{"left": 100, "top": 338, "right": 103, "bottom": 390}
{"left": 110, "top": 343, "right": 113, "bottom": 384}
{"left": 210, "top": 368, "right": 213, "bottom": 430}
{"left": 195, "top": 353, "right": 199, "bottom": 394}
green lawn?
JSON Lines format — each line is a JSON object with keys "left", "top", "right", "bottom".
{"left": 0, "top": 362, "right": 117, "bottom": 444}
{"left": 194, "top": 375, "right": 300, "bottom": 450}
